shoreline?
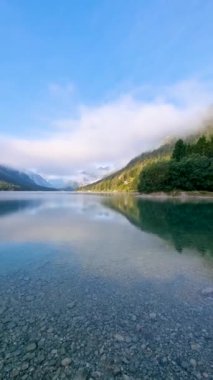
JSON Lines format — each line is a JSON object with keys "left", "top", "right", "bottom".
{"left": 78, "top": 190, "right": 213, "bottom": 200}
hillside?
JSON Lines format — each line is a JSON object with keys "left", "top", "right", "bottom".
{"left": 0, "top": 165, "right": 55, "bottom": 191}
{"left": 81, "top": 123, "right": 213, "bottom": 192}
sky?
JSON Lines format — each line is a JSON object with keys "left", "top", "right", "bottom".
{"left": 0, "top": 0, "right": 213, "bottom": 183}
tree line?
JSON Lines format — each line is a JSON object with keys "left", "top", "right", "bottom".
{"left": 138, "top": 135, "right": 213, "bottom": 193}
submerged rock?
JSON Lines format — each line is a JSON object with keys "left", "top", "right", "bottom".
{"left": 114, "top": 333, "right": 125, "bottom": 342}
{"left": 61, "top": 357, "right": 72, "bottom": 367}
{"left": 201, "top": 287, "right": 213, "bottom": 297}
{"left": 149, "top": 312, "right": 157, "bottom": 320}
{"left": 26, "top": 343, "right": 37, "bottom": 352}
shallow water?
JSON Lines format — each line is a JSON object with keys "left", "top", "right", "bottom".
{"left": 0, "top": 192, "right": 212, "bottom": 379}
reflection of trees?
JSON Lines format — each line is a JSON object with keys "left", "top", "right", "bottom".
{"left": 104, "top": 196, "right": 213, "bottom": 256}
{"left": 0, "top": 200, "right": 41, "bottom": 217}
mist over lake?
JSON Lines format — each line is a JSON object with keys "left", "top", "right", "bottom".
{"left": 0, "top": 192, "right": 212, "bottom": 379}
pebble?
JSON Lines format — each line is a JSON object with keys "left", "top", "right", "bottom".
{"left": 0, "top": 252, "right": 212, "bottom": 380}
{"left": 73, "top": 368, "right": 89, "bottom": 379}
{"left": 203, "top": 373, "right": 209, "bottom": 378}
{"left": 190, "top": 358, "right": 197, "bottom": 367}
{"left": 26, "top": 295, "right": 34, "bottom": 302}
{"left": 114, "top": 333, "right": 125, "bottom": 342}
{"left": 149, "top": 312, "right": 157, "bottom": 320}
{"left": 21, "top": 362, "right": 29, "bottom": 371}
{"left": 67, "top": 301, "right": 76, "bottom": 309}
{"left": 26, "top": 343, "right": 37, "bottom": 352}
{"left": 191, "top": 343, "right": 200, "bottom": 351}
{"left": 201, "top": 287, "right": 213, "bottom": 297}
{"left": 61, "top": 357, "right": 72, "bottom": 367}
{"left": 0, "top": 306, "right": 6, "bottom": 315}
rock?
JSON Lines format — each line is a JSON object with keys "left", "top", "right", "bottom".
{"left": 51, "top": 349, "right": 58, "bottom": 355}
{"left": 26, "top": 342, "right": 37, "bottom": 352}
{"left": 190, "top": 358, "right": 197, "bottom": 367}
{"left": 0, "top": 306, "right": 6, "bottom": 315}
{"left": 203, "top": 373, "right": 209, "bottom": 378}
{"left": 26, "top": 295, "right": 34, "bottom": 302}
{"left": 112, "top": 366, "right": 122, "bottom": 376}
{"left": 114, "top": 333, "right": 125, "bottom": 342}
{"left": 67, "top": 301, "right": 76, "bottom": 309}
{"left": 149, "top": 312, "right": 157, "bottom": 320}
{"left": 136, "top": 324, "right": 143, "bottom": 332}
{"left": 21, "top": 362, "right": 29, "bottom": 371}
{"left": 73, "top": 368, "right": 89, "bottom": 379}
{"left": 191, "top": 343, "right": 200, "bottom": 351}
{"left": 180, "top": 361, "right": 188, "bottom": 370}
{"left": 122, "top": 375, "right": 131, "bottom": 380}
{"left": 10, "top": 368, "right": 20, "bottom": 378}
{"left": 61, "top": 357, "right": 72, "bottom": 367}
{"left": 122, "top": 357, "right": 129, "bottom": 364}
{"left": 37, "top": 353, "right": 45, "bottom": 364}
{"left": 201, "top": 287, "right": 213, "bottom": 297}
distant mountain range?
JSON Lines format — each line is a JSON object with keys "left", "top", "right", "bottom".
{"left": 0, "top": 165, "right": 81, "bottom": 191}
{"left": 47, "top": 177, "right": 79, "bottom": 190}
{"left": 0, "top": 165, "right": 55, "bottom": 191}
{"left": 81, "top": 121, "right": 213, "bottom": 192}
{"left": 26, "top": 172, "right": 53, "bottom": 188}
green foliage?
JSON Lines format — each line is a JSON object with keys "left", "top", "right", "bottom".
{"left": 172, "top": 139, "right": 187, "bottom": 161}
{"left": 81, "top": 145, "right": 173, "bottom": 192}
{"left": 168, "top": 154, "right": 213, "bottom": 191}
{"left": 138, "top": 134, "right": 213, "bottom": 193}
{"left": 138, "top": 160, "right": 170, "bottom": 193}
{"left": 0, "top": 181, "right": 20, "bottom": 190}
{"left": 80, "top": 123, "right": 213, "bottom": 193}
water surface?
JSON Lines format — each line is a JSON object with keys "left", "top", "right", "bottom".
{"left": 0, "top": 192, "right": 212, "bottom": 379}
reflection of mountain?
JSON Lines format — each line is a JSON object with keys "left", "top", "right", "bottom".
{"left": 104, "top": 196, "right": 213, "bottom": 256}
{"left": 0, "top": 200, "right": 42, "bottom": 217}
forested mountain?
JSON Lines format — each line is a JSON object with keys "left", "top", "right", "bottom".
{"left": 81, "top": 123, "right": 213, "bottom": 193}
{"left": 0, "top": 165, "right": 54, "bottom": 191}
{"left": 138, "top": 133, "right": 213, "bottom": 193}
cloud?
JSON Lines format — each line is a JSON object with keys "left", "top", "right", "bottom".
{"left": 0, "top": 79, "right": 212, "bottom": 181}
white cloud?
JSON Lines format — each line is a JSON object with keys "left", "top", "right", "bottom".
{"left": 0, "top": 79, "right": 212, "bottom": 181}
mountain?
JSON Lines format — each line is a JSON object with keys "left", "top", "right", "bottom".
{"left": 48, "top": 178, "right": 79, "bottom": 190}
{"left": 0, "top": 165, "right": 55, "bottom": 191}
{"left": 27, "top": 172, "right": 53, "bottom": 188}
{"left": 81, "top": 122, "right": 213, "bottom": 192}
{"left": 81, "top": 143, "right": 173, "bottom": 192}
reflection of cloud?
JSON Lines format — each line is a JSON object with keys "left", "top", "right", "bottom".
{"left": 0, "top": 79, "right": 212, "bottom": 178}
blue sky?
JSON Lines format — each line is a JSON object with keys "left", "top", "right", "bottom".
{"left": 0, "top": 0, "right": 213, "bottom": 180}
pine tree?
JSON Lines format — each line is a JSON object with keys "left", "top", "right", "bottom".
{"left": 172, "top": 139, "right": 186, "bottom": 161}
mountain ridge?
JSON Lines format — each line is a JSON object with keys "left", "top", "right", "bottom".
{"left": 81, "top": 122, "right": 213, "bottom": 192}
{"left": 0, "top": 165, "right": 55, "bottom": 191}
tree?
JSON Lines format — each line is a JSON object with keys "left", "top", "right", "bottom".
{"left": 172, "top": 139, "right": 186, "bottom": 161}
{"left": 168, "top": 154, "right": 213, "bottom": 191}
{"left": 194, "top": 136, "right": 208, "bottom": 155}
{"left": 138, "top": 161, "right": 170, "bottom": 193}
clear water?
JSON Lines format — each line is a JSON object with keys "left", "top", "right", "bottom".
{"left": 0, "top": 192, "right": 212, "bottom": 379}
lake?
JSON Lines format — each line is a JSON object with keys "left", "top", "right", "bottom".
{"left": 0, "top": 192, "right": 212, "bottom": 380}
